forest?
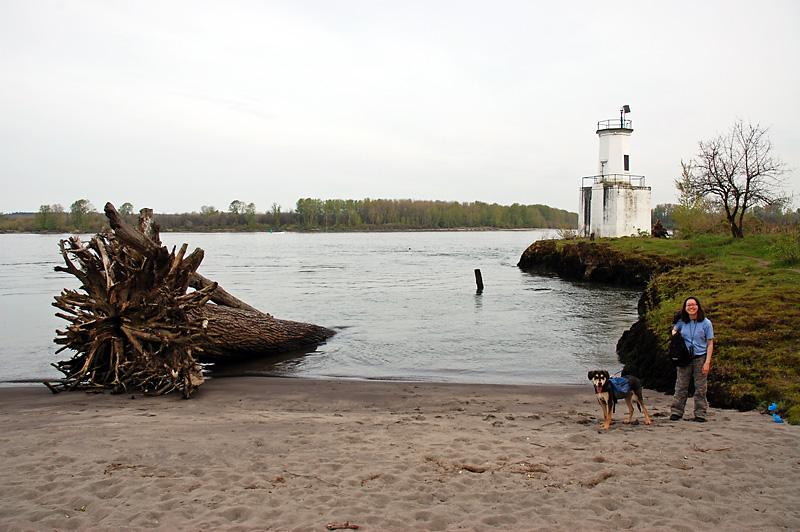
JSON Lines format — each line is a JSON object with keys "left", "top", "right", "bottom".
{"left": 6, "top": 196, "right": 798, "bottom": 235}
{"left": 0, "top": 198, "right": 577, "bottom": 233}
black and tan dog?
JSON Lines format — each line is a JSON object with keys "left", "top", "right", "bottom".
{"left": 588, "top": 370, "right": 652, "bottom": 430}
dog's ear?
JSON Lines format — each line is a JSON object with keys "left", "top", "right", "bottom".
{"left": 588, "top": 371, "right": 594, "bottom": 380}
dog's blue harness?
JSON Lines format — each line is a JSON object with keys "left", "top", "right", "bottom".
{"left": 610, "top": 377, "right": 630, "bottom": 400}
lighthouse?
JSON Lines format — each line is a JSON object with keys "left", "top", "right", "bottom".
{"left": 578, "top": 106, "right": 651, "bottom": 238}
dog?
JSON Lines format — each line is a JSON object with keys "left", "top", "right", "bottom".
{"left": 588, "top": 370, "right": 652, "bottom": 430}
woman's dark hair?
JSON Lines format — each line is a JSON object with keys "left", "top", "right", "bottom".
{"left": 680, "top": 296, "right": 706, "bottom": 323}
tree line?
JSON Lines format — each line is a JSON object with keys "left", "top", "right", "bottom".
{"left": 0, "top": 198, "right": 577, "bottom": 233}
{"left": 291, "top": 198, "right": 575, "bottom": 230}
{"left": 651, "top": 202, "right": 799, "bottom": 236}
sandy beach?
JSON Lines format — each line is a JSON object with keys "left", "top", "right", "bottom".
{"left": 1, "top": 377, "right": 798, "bottom": 531}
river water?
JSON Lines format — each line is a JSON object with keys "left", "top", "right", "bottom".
{"left": 0, "top": 231, "right": 641, "bottom": 386}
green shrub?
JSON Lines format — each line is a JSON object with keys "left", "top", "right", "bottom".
{"left": 772, "top": 231, "right": 800, "bottom": 265}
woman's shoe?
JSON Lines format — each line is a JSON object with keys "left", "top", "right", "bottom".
{"left": 692, "top": 417, "right": 707, "bottom": 422}
{"left": 669, "top": 414, "right": 681, "bottom": 421}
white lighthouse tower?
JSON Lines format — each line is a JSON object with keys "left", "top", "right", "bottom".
{"left": 578, "top": 106, "right": 651, "bottom": 238}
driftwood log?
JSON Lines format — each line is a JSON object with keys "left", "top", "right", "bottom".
{"left": 47, "top": 202, "right": 335, "bottom": 398}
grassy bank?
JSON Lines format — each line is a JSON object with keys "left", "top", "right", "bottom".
{"left": 609, "top": 234, "right": 800, "bottom": 424}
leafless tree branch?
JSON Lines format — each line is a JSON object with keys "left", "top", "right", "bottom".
{"left": 681, "top": 119, "right": 790, "bottom": 237}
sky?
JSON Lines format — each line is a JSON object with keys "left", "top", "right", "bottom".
{"left": 1, "top": 0, "right": 799, "bottom": 215}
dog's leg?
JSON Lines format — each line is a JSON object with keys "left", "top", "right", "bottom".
{"left": 599, "top": 394, "right": 612, "bottom": 429}
{"left": 595, "top": 396, "right": 605, "bottom": 423}
{"left": 635, "top": 394, "right": 652, "bottom": 425}
{"left": 623, "top": 397, "right": 635, "bottom": 424}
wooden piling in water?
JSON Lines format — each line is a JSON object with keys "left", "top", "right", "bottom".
{"left": 474, "top": 268, "right": 484, "bottom": 293}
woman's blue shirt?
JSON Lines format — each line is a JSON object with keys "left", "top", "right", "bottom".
{"left": 674, "top": 318, "right": 714, "bottom": 356}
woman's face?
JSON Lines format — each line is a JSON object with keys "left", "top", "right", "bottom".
{"left": 685, "top": 299, "right": 699, "bottom": 316}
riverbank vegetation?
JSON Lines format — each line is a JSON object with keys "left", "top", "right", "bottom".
{"left": 0, "top": 198, "right": 576, "bottom": 233}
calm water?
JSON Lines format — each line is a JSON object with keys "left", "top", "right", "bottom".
{"left": 0, "top": 231, "right": 641, "bottom": 386}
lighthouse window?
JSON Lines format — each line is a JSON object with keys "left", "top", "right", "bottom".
{"left": 624, "top": 154, "right": 630, "bottom": 171}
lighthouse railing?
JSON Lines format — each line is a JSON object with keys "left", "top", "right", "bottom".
{"left": 597, "top": 118, "right": 632, "bottom": 130}
{"left": 581, "top": 174, "right": 646, "bottom": 187}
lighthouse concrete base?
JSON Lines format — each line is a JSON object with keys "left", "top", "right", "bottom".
{"left": 578, "top": 181, "right": 651, "bottom": 238}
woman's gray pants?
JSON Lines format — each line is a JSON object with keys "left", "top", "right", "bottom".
{"left": 670, "top": 354, "right": 708, "bottom": 419}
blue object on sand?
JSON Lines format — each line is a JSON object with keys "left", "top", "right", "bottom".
{"left": 768, "top": 403, "right": 784, "bottom": 423}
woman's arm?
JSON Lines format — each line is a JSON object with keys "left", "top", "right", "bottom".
{"left": 702, "top": 339, "right": 713, "bottom": 375}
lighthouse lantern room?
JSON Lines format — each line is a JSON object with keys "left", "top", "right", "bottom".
{"left": 578, "top": 106, "right": 651, "bottom": 238}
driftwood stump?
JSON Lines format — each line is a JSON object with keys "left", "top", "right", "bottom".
{"left": 47, "top": 203, "right": 335, "bottom": 398}
{"left": 652, "top": 219, "right": 669, "bottom": 238}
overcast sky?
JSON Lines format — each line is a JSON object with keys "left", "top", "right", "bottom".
{"left": 1, "top": 0, "right": 798, "bottom": 215}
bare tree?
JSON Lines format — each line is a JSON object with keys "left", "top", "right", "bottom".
{"left": 679, "top": 120, "right": 790, "bottom": 237}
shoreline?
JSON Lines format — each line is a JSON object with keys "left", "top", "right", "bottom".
{"left": 1, "top": 227, "right": 560, "bottom": 235}
{"left": 2, "top": 377, "right": 798, "bottom": 531}
{"left": 0, "top": 372, "right": 597, "bottom": 389}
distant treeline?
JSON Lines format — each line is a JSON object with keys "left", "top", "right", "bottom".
{"left": 290, "top": 198, "right": 575, "bottom": 230}
{"left": 0, "top": 198, "right": 578, "bottom": 233}
{"left": 651, "top": 203, "right": 800, "bottom": 233}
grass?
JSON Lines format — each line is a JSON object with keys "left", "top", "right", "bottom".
{"left": 602, "top": 233, "right": 800, "bottom": 424}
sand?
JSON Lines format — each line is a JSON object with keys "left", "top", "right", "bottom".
{"left": 1, "top": 377, "right": 798, "bottom": 531}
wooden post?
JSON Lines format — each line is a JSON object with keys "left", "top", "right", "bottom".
{"left": 474, "top": 268, "right": 484, "bottom": 293}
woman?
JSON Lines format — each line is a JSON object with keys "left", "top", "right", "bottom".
{"left": 670, "top": 296, "right": 714, "bottom": 422}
